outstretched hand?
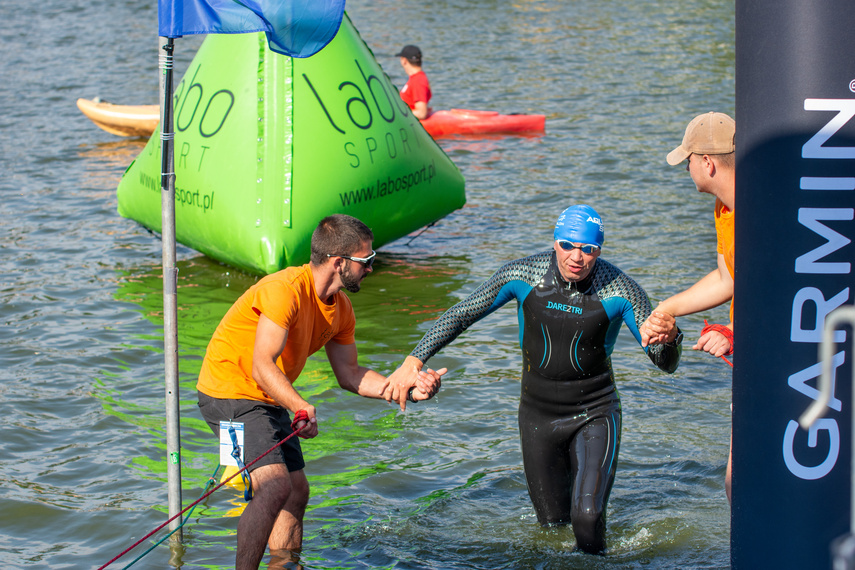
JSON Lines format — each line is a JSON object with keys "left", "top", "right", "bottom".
{"left": 384, "top": 355, "right": 446, "bottom": 410}
{"left": 640, "top": 310, "right": 677, "bottom": 347}
{"left": 410, "top": 366, "right": 445, "bottom": 402}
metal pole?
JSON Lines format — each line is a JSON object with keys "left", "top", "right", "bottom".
{"left": 159, "top": 35, "right": 183, "bottom": 542}
{"left": 799, "top": 305, "right": 855, "bottom": 567}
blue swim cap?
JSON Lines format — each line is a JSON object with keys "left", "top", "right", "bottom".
{"left": 554, "top": 205, "right": 605, "bottom": 247}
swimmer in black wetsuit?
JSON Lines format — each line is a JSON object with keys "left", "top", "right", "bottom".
{"left": 385, "top": 204, "right": 682, "bottom": 554}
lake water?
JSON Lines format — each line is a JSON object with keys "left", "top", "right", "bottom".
{"left": 0, "top": 0, "right": 735, "bottom": 568}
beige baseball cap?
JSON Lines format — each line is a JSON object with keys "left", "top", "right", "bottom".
{"left": 666, "top": 112, "right": 735, "bottom": 165}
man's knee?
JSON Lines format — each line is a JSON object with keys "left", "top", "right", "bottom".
{"left": 287, "top": 470, "right": 310, "bottom": 511}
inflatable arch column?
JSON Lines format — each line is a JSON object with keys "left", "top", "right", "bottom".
{"left": 734, "top": 0, "right": 855, "bottom": 567}
{"left": 117, "top": 14, "right": 465, "bottom": 275}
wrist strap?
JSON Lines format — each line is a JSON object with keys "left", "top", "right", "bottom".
{"left": 407, "top": 387, "right": 417, "bottom": 403}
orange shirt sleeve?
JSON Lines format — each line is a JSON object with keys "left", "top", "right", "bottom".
{"left": 252, "top": 278, "right": 298, "bottom": 331}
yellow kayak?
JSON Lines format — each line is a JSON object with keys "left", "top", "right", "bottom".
{"left": 76, "top": 98, "right": 159, "bottom": 138}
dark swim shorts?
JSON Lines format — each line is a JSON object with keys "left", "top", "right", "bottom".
{"left": 197, "top": 392, "right": 305, "bottom": 473}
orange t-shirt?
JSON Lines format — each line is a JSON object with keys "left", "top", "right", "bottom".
{"left": 196, "top": 264, "right": 356, "bottom": 403}
{"left": 715, "top": 199, "right": 735, "bottom": 323}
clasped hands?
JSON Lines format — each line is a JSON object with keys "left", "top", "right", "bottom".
{"left": 384, "top": 355, "right": 447, "bottom": 411}
{"left": 640, "top": 310, "right": 678, "bottom": 347}
{"left": 641, "top": 307, "right": 733, "bottom": 357}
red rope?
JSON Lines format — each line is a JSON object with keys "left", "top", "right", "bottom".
{"left": 699, "top": 320, "right": 734, "bottom": 367}
{"left": 98, "top": 409, "right": 310, "bottom": 570}
{"left": 701, "top": 319, "right": 733, "bottom": 354}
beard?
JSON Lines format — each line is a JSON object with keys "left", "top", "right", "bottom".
{"left": 341, "top": 262, "right": 362, "bottom": 293}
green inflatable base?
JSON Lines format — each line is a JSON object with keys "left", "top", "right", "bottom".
{"left": 117, "top": 14, "right": 465, "bottom": 275}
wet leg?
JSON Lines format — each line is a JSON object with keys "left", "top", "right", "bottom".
{"left": 519, "top": 408, "right": 574, "bottom": 524}
{"left": 268, "top": 469, "right": 310, "bottom": 552}
{"left": 236, "top": 463, "right": 292, "bottom": 570}
{"left": 569, "top": 413, "right": 620, "bottom": 554}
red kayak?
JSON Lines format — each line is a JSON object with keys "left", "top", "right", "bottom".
{"left": 78, "top": 100, "right": 546, "bottom": 140}
{"left": 421, "top": 108, "right": 545, "bottom": 138}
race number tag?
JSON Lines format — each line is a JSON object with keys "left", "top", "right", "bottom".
{"left": 219, "top": 421, "right": 245, "bottom": 467}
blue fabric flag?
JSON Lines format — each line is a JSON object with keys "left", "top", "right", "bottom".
{"left": 158, "top": 0, "right": 345, "bottom": 58}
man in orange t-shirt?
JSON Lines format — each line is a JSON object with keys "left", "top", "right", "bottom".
{"left": 640, "top": 111, "right": 736, "bottom": 501}
{"left": 197, "top": 215, "right": 445, "bottom": 569}
{"left": 641, "top": 112, "right": 735, "bottom": 355}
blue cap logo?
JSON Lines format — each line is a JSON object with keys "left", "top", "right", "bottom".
{"left": 554, "top": 204, "right": 604, "bottom": 247}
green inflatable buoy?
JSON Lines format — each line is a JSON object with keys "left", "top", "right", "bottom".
{"left": 117, "top": 14, "right": 465, "bottom": 275}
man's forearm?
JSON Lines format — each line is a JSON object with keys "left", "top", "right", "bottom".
{"left": 657, "top": 268, "right": 733, "bottom": 317}
{"left": 338, "top": 366, "right": 389, "bottom": 399}
{"left": 253, "top": 362, "right": 308, "bottom": 412}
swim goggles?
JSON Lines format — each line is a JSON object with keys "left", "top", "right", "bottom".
{"left": 327, "top": 250, "right": 376, "bottom": 268}
{"left": 556, "top": 240, "right": 600, "bottom": 255}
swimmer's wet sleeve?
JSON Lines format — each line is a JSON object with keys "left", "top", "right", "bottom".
{"left": 410, "top": 252, "right": 552, "bottom": 364}
{"left": 652, "top": 332, "right": 682, "bottom": 373}
{"left": 592, "top": 260, "right": 681, "bottom": 374}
